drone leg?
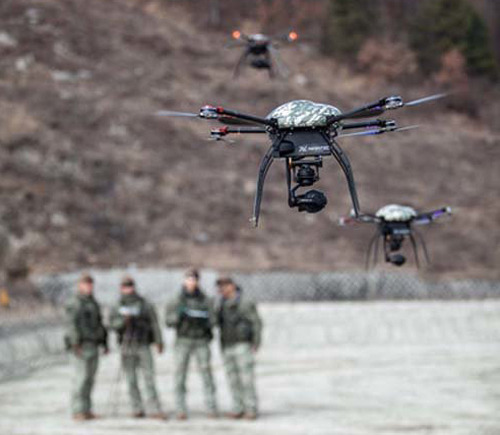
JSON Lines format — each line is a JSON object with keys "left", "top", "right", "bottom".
{"left": 285, "top": 159, "right": 293, "bottom": 206}
{"left": 365, "top": 232, "right": 379, "bottom": 270}
{"left": 233, "top": 50, "right": 249, "bottom": 78}
{"left": 252, "top": 146, "right": 275, "bottom": 227}
{"left": 269, "top": 45, "right": 289, "bottom": 78}
{"left": 375, "top": 235, "right": 386, "bottom": 266}
{"left": 414, "top": 229, "right": 431, "bottom": 264}
{"left": 409, "top": 234, "right": 421, "bottom": 269}
{"left": 327, "top": 139, "right": 361, "bottom": 216}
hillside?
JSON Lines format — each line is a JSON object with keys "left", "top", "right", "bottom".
{"left": 0, "top": 0, "right": 499, "bottom": 279}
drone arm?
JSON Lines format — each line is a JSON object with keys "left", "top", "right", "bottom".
{"left": 341, "top": 119, "right": 394, "bottom": 130}
{"left": 226, "top": 127, "right": 267, "bottom": 134}
{"left": 328, "top": 99, "right": 390, "bottom": 124}
{"left": 328, "top": 96, "right": 405, "bottom": 124}
{"left": 329, "top": 93, "right": 446, "bottom": 124}
{"left": 216, "top": 107, "right": 274, "bottom": 127}
{"left": 414, "top": 207, "right": 451, "bottom": 225}
{"left": 339, "top": 214, "right": 378, "bottom": 225}
{"left": 210, "top": 126, "right": 267, "bottom": 140}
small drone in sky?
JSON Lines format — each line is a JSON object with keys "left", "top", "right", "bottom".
{"left": 339, "top": 204, "right": 452, "bottom": 268}
{"left": 227, "top": 30, "right": 298, "bottom": 78}
{"left": 156, "top": 93, "right": 446, "bottom": 227}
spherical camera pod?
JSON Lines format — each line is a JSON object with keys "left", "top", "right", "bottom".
{"left": 296, "top": 189, "right": 327, "bottom": 213}
{"left": 251, "top": 58, "right": 271, "bottom": 69}
{"left": 389, "top": 253, "right": 406, "bottom": 266}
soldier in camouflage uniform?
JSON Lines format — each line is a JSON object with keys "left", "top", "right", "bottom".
{"left": 216, "top": 276, "right": 262, "bottom": 420}
{"left": 64, "top": 273, "right": 108, "bottom": 421}
{"left": 165, "top": 268, "right": 218, "bottom": 419}
{"left": 109, "top": 276, "right": 166, "bottom": 419}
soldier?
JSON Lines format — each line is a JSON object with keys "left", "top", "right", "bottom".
{"left": 216, "top": 276, "right": 262, "bottom": 420}
{"left": 64, "top": 273, "right": 108, "bottom": 421}
{"left": 165, "top": 268, "right": 218, "bottom": 420}
{"left": 109, "top": 276, "right": 166, "bottom": 420}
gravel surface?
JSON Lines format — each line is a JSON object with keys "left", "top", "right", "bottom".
{"left": 1, "top": 300, "right": 499, "bottom": 435}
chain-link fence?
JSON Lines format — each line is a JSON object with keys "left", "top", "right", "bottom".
{"left": 1, "top": 269, "right": 499, "bottom": 382}
{"left": 34, "top": 269, "right": 500, "bottom": 304}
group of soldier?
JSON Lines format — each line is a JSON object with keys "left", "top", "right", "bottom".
{"left": 65, "top": 268, "right": 262, "bottom": 422}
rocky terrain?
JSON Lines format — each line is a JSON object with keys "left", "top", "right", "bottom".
{"left": 0, "top": 0, "right": 499, "bottom": 279}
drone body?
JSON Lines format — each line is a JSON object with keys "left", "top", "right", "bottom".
{"left": 156, "top": 93, "right": 446, "bottom": 227}
{"left": 229, "top": 31, "right": 297, "bottom": 78}
{"left": 340, "top": 204, "right": 452, "bottom": 268}
{"left": 259, "top": 100, "right": 358, "bottom": 220}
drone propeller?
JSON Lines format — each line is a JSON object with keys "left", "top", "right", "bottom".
{"left": 404, "top": 93, "right": 447, "bottom": 107}
{"left": 337, "top": 124, "right": 420, "bottom": 138}
{"left": 155, "top": 110, "right": 199, "bottom": 118}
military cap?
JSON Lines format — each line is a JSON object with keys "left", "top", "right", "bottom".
{"left": 185, "top": 268, "right": 200, "bottom": 280}
{"left": 79, "top": 273, "right": 94, "bottom": 284}
{"left": 120, "top": 275, "right": 136, "bottom": 287}
{"left": 216, "top": 276, "right": 234, "bottom": 286}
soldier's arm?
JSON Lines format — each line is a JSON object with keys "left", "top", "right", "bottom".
{"left": 207, "top": 296, "right": 217, "bottom": 329}
{"left": 165, "top": 298, "right": 181, "bottom": 328}
{"left": 65, "top": 300, "right": 81, "bottom": 347}
{"left": 247, "top": 302, "right": 263, "bottom": 350}
{"left": 146, "top": 302, "right": 164, "bottom": 347}
{"left": 109, "top": 305, "right": 126, "bottom": 331}
{"left": 97, "top": 306, "right": 109, "bottom": 350}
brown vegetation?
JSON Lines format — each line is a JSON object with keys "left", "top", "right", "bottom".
{"left": 0, "top": 0, "right": 498, "bottom": 278}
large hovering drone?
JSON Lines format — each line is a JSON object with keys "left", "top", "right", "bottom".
{"left": 339, "top": 204, "right": 452, "bottom": 268}
{"left": 228, "top": 30, "right": 298, "bottom": 78}
{"left": 156, "top": 93, "right": 445, "bottom": 227}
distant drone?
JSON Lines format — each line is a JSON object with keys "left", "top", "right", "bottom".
{"left": 156, "top": 93, "right": 445, "bottom": 227}
{"left": 339, "top": 204, "right": 452, "bottom": 268}
{"left": 228, "top": 30, "right": 298, "bottom": 78}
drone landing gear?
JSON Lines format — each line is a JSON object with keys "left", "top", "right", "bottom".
{"left": 413, "top": 229, "right": 431, "bottom": 265}
{"left": 327, "top": 140, "right": 361, "bottom": 217}
{"left": 251, "top": 146, "right": 275, "bottom": 227}
{"left": 365, "top": 231, "right": 380, "bottom": 270}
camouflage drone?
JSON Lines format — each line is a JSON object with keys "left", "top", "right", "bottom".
{"left": 156, "top": 93, "right": 445, "bottom": 227}
{"left": 228, "top": 30, "right": 298, "bottom": 78}
{"left": 339, "top": 204, "right": 452, "bottom": 268}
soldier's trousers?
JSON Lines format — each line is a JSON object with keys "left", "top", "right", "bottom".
{"left": 71, "top": 342, "right": 99, "bottom": 415}
{"left": 174, "top": 338, "right": 217, "bottom": 414}
{"left": 222, "top": 342, "right": 257, "bottom": 414}
{"left": 121, "top": 344, "right": 162, "bottom": 414}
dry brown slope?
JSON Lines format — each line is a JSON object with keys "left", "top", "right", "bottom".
{"left": 0, "top": 0, "right": 498, "bottom": 278}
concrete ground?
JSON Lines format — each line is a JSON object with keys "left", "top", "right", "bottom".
{"left": 1, "top": 301, "right": 499, "bottom": 435}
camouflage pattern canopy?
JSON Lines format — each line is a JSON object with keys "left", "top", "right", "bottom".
{"left": 267, "top": 100, "right": 341, "bottom": 129}
{"left": 250, "top": 34, "right": 270, "bottom": 43}
{"left": 376, "top": 205, "right": 417, "bottom": 222}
